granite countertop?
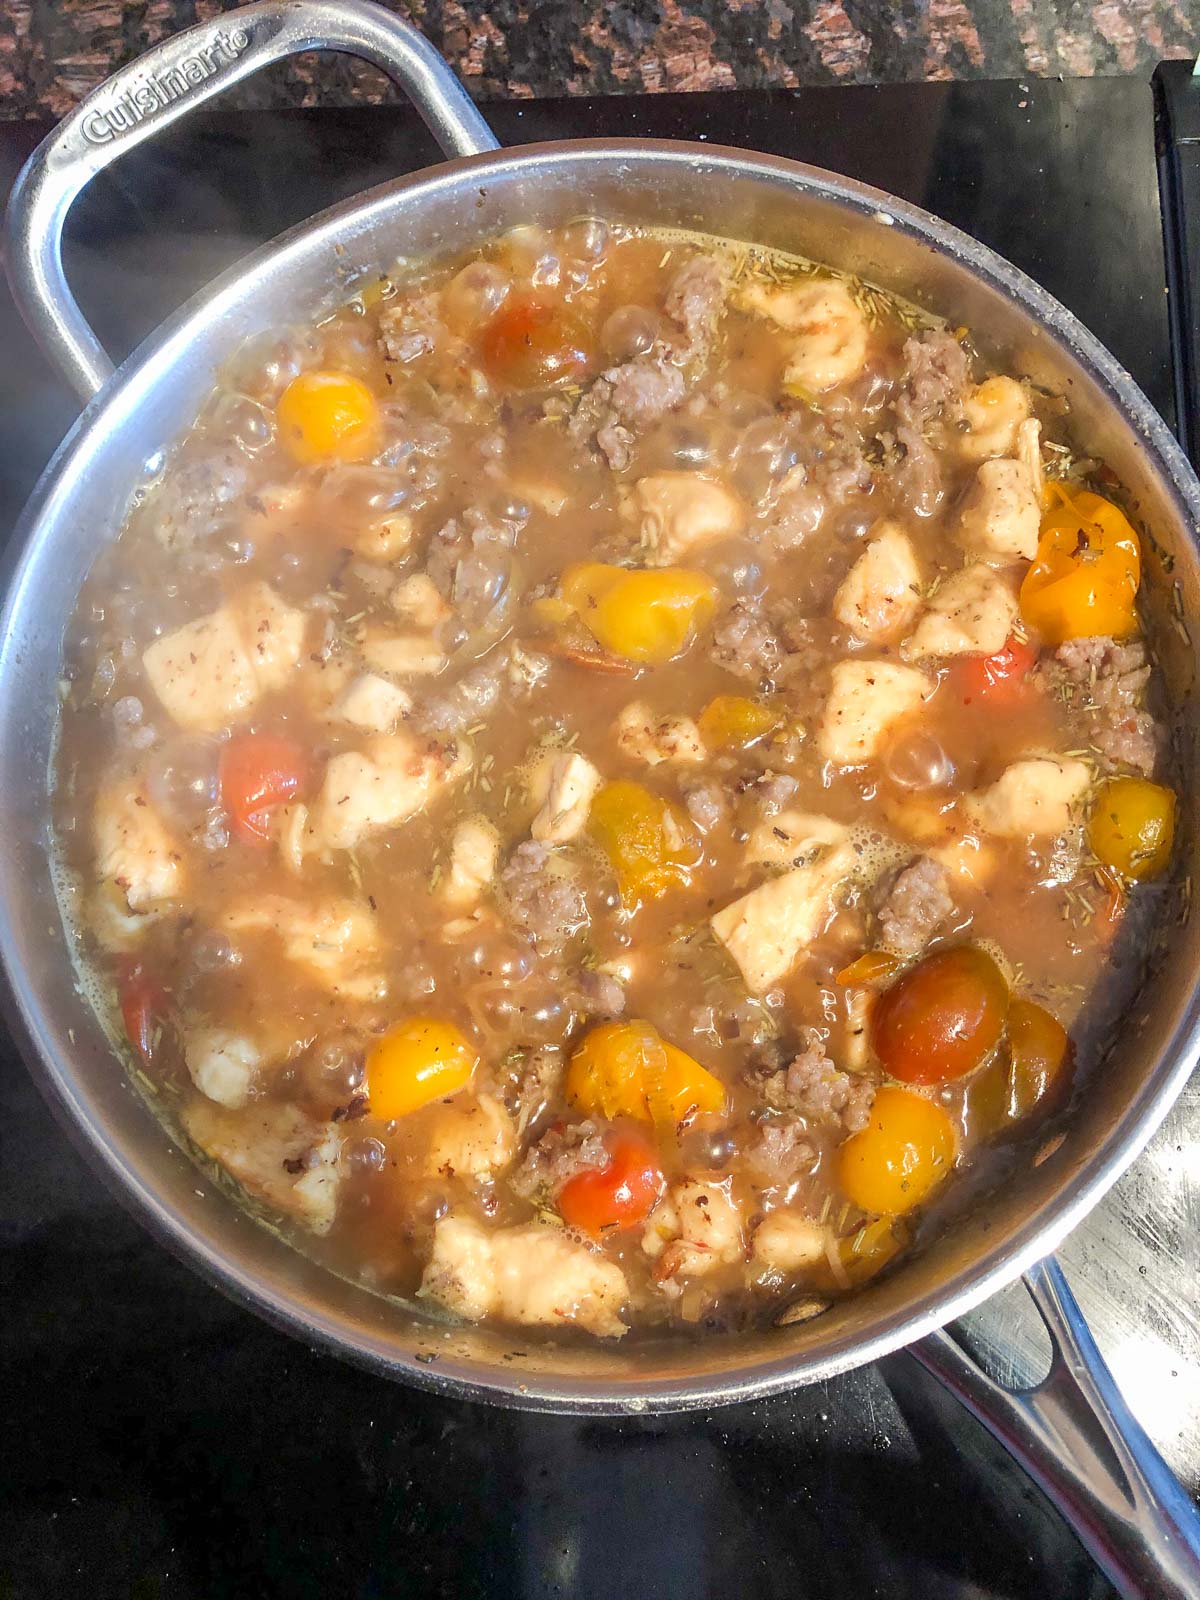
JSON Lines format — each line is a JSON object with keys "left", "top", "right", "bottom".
{"left": 0, "top": 0, "right": 1196, "bottom": 118}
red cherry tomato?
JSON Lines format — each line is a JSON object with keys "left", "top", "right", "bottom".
{"left": 118, "top": 962, "right": 168, "bottom": 1065}
{"left": 557, "top": 1131, "right": 666, "bottom": 1236}
{"left": 953, "top": 635, "right": 1039, "bottom": 705}
{"left": 219, "top": 731, "right": 307, "bottom": 845}
{"left": 873, "top": 945, "right": 1009, "bottom": 1085}
{"left": 479, "top": 296, "right": 594, "bottom": 390}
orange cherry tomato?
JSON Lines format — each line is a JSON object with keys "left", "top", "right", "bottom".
{"left": 219, "top": 731, "right": 308, "bottom": 845}
{"left": 872, "top": 945, "right": 1009, "bottom": 1085}
{"left": 479, "top": 296, "right": 594, "bottom": 389}
{"left": 1007, "top": 998, "right": 1071, "bottom": 1117}
{"left": 1019, "top": 485, "right": 1141, "bottom": 644}
{"left": 836, "top": 1086, "right": 957, "bottom": 1216}
{"left": 969, "top": 998, "right": 1072, "bottom": 1135}
{"left": 118, "top": 961, "right": 168, "bottom": 1066}
{"left": 276, "top": 370, "right": 380, "bottom": 464}
{"left": 560, "top": 563, "right": 719, "bottom": 665}
{"left": 366, "top": 1017, "right": 478, "bottom": 1121}
{"left": 836, "top": 949, "right": 901, "bottom": 987}
{"left": 589, "top": 781, "right": 703, "bottom": 907}
{"left": 952, "top": 635, "right": 1039, "bottom": 705}
{"left": 558, "top": 1131, "right": 666, "bottom": 1235}
{"left": 565, "top": 1019, "right": 725, "bottom": 1130}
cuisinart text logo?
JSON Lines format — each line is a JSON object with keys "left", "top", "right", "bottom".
{"left": 80, "top": 27, "right": 251, "bottom": 144}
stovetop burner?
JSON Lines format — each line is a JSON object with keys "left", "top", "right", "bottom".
{"left": 1, "top": 73, "right": 1195, "bottom": 1600}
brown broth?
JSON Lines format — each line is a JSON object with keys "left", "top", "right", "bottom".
{"left": 51, "top": 221, "right": 1170, "bottom": 1341}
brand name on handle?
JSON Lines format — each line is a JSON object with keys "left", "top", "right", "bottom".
{"left": 80, "top": 28, "right": 251, "bottom": 145}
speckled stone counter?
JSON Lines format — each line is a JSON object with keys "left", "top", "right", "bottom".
{"left": 0, "top": 0, "right": 1196, "bottom": 118}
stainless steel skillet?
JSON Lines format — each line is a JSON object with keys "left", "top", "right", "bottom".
{"left": 3, "top": 3, "right": 1199, "bottom": 1590}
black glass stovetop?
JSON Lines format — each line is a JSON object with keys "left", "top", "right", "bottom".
{"left": 0, "top": 74, "right": 1193, "bottom": 1600}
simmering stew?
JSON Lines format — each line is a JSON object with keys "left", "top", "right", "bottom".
{"left": 54, "top": 221, "right": 1177, "bottom": 1340}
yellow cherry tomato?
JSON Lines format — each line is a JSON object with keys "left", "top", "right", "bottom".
{"left": 560, "top": 562, "right": 719, "bottom": 664}
{"left": 276, "top": 370, "right": 381, "bottom": 464}
{"left": 589, "top": 779, "right": 702, "bottom": 906}
{"left": 1088, "top": 775, "right": 1176, "bottom": 881}
{"left": 1019, "top": 485, "right": 1141, "bottom": 644}
{"left": 698, "top": 694, "right": 781, "bottom": 750}
{"left": 658, "top": 1040, "right": 727, "bottom": 1122}
{"left": 810, "top": 1216, "right": 910, "bottom": 1292}
{"left": 366, "top": 1017, "right": 477, "bottom": 1120}
{"left": 836, "top": 1085, "right": 957, "bottom": 1216}
{"left": 565, "top": 1019, "right": 725, "bottom": 1129}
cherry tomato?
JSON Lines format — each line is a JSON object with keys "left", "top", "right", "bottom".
{"left": 479, "top": 296, "right": 594, "bottom": 390}
{"left": 118, "top": 962, "right": 168, "bottom": 1066}
{"left": 810, "top": 1216, "right": 909, "bottom": 1291}
{"left": 872, "top": 945, "right": 1009, "bottom": 1085}
{"left": 836, "top": 949, "right": 900, "bottom": 987}
{"left": 836, "top": 1086, "right": 957, "bottom": 1215}
{"left": 969, "top": 998, "right": 1072, "bottom": 1135}
{"left": 366, "top": 1017, "right": 478, "bottom": 1121}
{"left": 558, "top": 1131, "right": 666, "bottom": 1235}
{"left": 1008, "top": 999, "right": 1071, "bottom": 1117}
{"left": 1088, "top": 776, "right": 1176, "bottom": 882}
{"left": 953, "top": 635, "right": 1039, "bottom": 705}
{"left": 219, "top": 731, "right": 308, "bottom": 845}
{"left": 565, "top": 1019, "right": 725, "bottom": 1129}
{"left": 560, "top": 562, "right": 719, "bottom": 665}
{"left": 588, "top": 782, "right": 703, "bottom": 907}
{"left": 698, "top": 695, "right": 781, "bottom": 750}
{"left": 1019, "top": 485, "right": 1141, "bottom": 644}
{"left": 276, "top": 370, "right": 380, "bottom": 464}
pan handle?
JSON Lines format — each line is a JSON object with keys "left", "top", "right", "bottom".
{"left": 3, "top": 0, "right": 499, "bottom": 404}
{"left": 911, "top": 1256, "right": 1200, "bottom": 1599}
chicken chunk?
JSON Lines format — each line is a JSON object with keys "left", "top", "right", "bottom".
{"left": 883, "top": 797, "right": 999, "bottom": 888}
{"left": 221, "top": 894, "right": 386, "bottom": 1001}
{"left": 355, "top": 512, "right": 414, "bottom": 562}
{"left": 746, "top": 810, "right": 850, "bottom": 869}
{"left": 307, "top": 730, "right": 471, "bottom": 853}
{"left": 441, "top": 816, "right": 501, "bottom": 909}
{"left": 1017, "top": 417, "right": 1044, "bottom": 503}
{"left": 956, "top": 458, "right": 1040, "bottom": 563}
{"left": 832, "top": 520, "right": 923, "bottom": 641}
{"left": 650, "top": 1178, "right": 745, "bottom": 1281}
{"left": 93, "top": 779, "right": 184, "bottom": 912}
{"left": 530, "top": 750, "right": 602, "bottom": 844}
{"left": 184, "top": 1028, "right": 262, "bottom": 1109}
{"left": 182, "top": 1098, "right": 342, "bottom": 1234}
{"left": 633, "top": 472, "right": 746, "bottom": 563}
{"left": 506, "top": 471, "right": 569, "bottom": 517}
{"left": 142, "top": 582, "right": 306, "bottom": 733}
{"left": 711, "top": 840, "right": 858, "bottom": 992}
{"left": 242, "top": 482, "right": 311, "bottom": 542}
{"left": 738, "top": 276, "right": 869, "bottom": 391}
{"left": 335, "top": 672, "right": 413, "bottom": 733}
{"left": 87, "top": 882, "right": 162, "bottom": 953}
{"left": 420, "top": 1214, "right": 629, "bottom": 1339}
{"left": 905, "top": 564, "right": 1020, "bottom": 659}
{"left": 360, "top": 624, "right": 446, "bottom": 679}
{"left": 959, "top": 376, "right": 1031, "bottom": 462}
{"left": 423, "top": 1093, "right": 516, "bottom": 1180}
{"left": 615, "top": 701, "right": 706, "bottom": 767}
{"left": 928, "top": 829, "right": 998, "bottom": 889}
{"left": 391, "top": 572, "right": 452, "bottom": 629}
{"left": 963, "top": 756, "right": 1092, "bottom": 839}
{"left": 817, "top": 660, "right": 931, "bottom": 765}
{"left": 751, "top": 1210, "right": 830, "bottom": 1275}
